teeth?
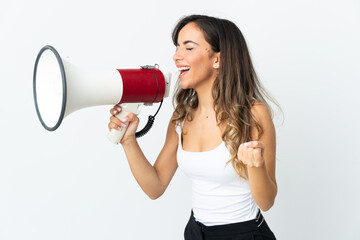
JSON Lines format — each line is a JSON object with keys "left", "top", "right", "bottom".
{"left": 178, "top": 66, "right": 190, "bottom": 71}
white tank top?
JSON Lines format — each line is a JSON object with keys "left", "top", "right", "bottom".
{"left": 176, "top": 124, "right": 259, "bottom": 226}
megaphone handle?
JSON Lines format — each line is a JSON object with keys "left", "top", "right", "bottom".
{"left": 107, "top": 103, "right": 143, "bottom": 144}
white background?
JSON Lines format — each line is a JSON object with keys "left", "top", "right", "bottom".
{"left": 1, "top": 0, "right": 359, "bottom": 239}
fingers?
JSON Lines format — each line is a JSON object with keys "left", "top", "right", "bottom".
{"left": 108, "top": 105, "right": 124, "bottom": 131}
{"left": 108, "top": 115, "right": 127, "bottom": 131}
{"left": 244, "top": 141, "right": 265, "bottom": 149}
{"left": 108, "top": 112, "right": 139, "bottom": 132}
{"left": 237, "top": 141, "right": 265, "bottom": 168}
{"left": 110, "top": 105, "right": 122, "bottom": 116}
{"left": 124, "top": 113, "right": 139, "bottom": 124}
{"left": 252, "top": 148, "right": 263, "bottom": 167}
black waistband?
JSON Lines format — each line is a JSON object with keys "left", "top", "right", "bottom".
{"left": 191, "top": 209, "right": 264, "bottom": 236}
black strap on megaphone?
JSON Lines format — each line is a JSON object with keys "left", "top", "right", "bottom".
{"left": 135, "top": 64, "right": 163, "bottom": 138}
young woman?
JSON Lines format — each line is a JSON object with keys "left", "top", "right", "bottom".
{"left": 108, "top": 14, "right": 279, "bottom": 240}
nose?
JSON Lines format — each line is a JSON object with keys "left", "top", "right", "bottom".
{"left": 173, "top": 49, "right": 183, "bottom": 63}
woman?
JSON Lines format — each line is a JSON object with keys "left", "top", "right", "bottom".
{"left": 108, "top": 14, "right": 279, "bottom": 240}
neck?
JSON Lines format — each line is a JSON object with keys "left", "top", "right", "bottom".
{"left": 194, "top": 80, "right": 215, "bottom": 116}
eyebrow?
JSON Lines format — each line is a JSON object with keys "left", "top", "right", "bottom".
{"left": 176, "top": 40, "right": 199, "bottom": 46}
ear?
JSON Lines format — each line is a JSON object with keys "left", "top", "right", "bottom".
{"left": 213, "top": 52, "right": 220, "bottom": 69}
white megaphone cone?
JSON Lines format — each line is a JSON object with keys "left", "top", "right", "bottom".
{"left": 33, "top": 45, "right": 171, "bottom": 144}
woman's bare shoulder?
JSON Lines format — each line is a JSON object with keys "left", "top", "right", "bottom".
{"left": 165, "top": 111, "right": 180, "bottom": 138}
{"left": 250, "top": 101, "right": 273, "bottom": 124}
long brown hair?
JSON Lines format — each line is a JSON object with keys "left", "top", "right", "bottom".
{"left": 172, "top": 15, "right": 282, "bottom": 179}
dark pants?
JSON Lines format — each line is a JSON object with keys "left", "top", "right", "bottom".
{"left": 184, "top": 210, "right": 276, "bottom": 240}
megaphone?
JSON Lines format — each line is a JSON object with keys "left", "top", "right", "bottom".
{"left": 33, "top": 45, "right": 171, "bottom": 144}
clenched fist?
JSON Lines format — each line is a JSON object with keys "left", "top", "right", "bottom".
{"left": 237, "top": 141, "right": 265, "bottom": 168}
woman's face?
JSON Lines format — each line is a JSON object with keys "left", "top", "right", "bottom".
{"left": 173, "top": 22, "right": 220, "bottom": 90}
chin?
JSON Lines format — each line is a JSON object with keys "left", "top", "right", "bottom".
{"left": 179, "top": 79, "right": 191, "bottom": 89}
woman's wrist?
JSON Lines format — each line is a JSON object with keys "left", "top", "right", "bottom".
{"left": 247, "top": 163, "right": 267, "bottom": 176}
{"left": 121, "top": 136, "right": 137, "bottom": 147}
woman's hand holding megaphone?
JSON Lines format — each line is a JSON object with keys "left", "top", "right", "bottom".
{"left": 108, "top": 104, "right": 140, "bottom": 145}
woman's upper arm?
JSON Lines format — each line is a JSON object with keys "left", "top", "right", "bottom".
{"left": 251, "top": 102, "right": 277, "bottom": 187}
{"left": 153, "top": 114, "right": 179, "bottom": 192}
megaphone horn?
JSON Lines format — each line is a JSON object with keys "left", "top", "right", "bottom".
{"left": 33, "top": 45, "right": 171, "bottom": 143}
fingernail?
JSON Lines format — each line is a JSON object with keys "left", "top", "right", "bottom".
{"left": 120, "top": 123, "right": 126, "bottom": 128}
{"left": 116, "top": 107, "right": 121, "bottom": 111}
{"left": 244, "top": 142, "right": 251, "bottom": 147}
{"left": 121, "top": 117, "right": 129, "bottom": 122}
{"left": 113, "top": 110, "right": 118, "bottom": 114}
{"left": 117, "top": 126, "right": 122, "bottom": 130}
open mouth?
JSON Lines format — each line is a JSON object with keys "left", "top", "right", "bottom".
{"left": 178, "top": 66, "right": 190, "bottom": 78}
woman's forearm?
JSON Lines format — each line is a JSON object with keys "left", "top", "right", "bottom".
{"left": 247, "top": 165, "right": 277, "bottom": 211}
{"left": 121, "top": 137, "right": 164, "bottom": 200}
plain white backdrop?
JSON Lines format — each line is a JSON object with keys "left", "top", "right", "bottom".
{"left": 1, "top": 0, "right": 359, "bottom": 239}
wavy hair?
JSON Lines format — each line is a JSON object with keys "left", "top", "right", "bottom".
{"left": 171, "top": 15, "right": 282, "bottom": 179}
